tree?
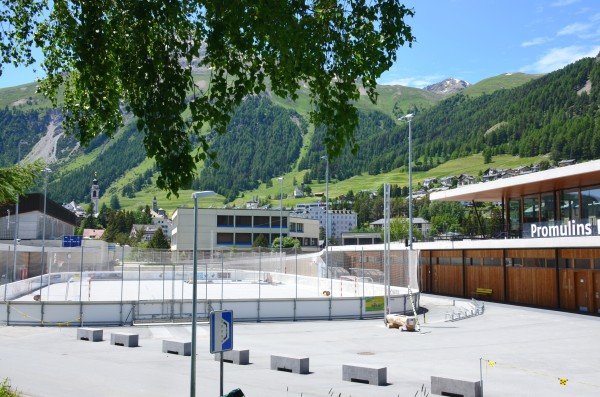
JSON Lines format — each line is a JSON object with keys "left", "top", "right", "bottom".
{"left": 148, "top": 227, "right": 170, "bottom": 249}
{"left": 0, "top": 1, "right": 414, "bottom": 196}
{"left": 252, "top": 234, "right": 268, "bottom": 248}
{"left": 483, "top": 147, "right": 493, "bottom": 164}
{"left": 386, "top": 218, "right": 423, "bottom": 242}
{"left": 0, "top": 161, "right": 44, "bottom": 205}
{"left": 109, "top": 195, "right": 121, "bottom": 210}
{"left": 272, "top": 236, "right": 301, "bottom": 249}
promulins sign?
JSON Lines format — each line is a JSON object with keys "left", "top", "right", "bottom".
{"left": 528, "top": 219, "right": 600, "bottom": 238}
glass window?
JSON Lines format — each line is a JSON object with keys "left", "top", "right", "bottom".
{"left": 523, "top": 195, "right": 540, "bottom": 224}
{"left": 540, "top": 192, "right": 556, "bottom": 223}
{"left": 574, "top": 259, "right": 591, "bottom": 269}
{"left": 509, "top": 199, "right": 521, "bottom": 234}
{"left": 581, "top": 186, "right": 600, "bottom": 220}
{"left": 560, "top": 189, "right": 580, "bottom": 221}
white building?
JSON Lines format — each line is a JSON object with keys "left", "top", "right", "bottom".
{"left": 291, "top": 202, "right": 357, "bottom": 241}
{"left": 170, "top": 207, "right": 319, "bottom": 251}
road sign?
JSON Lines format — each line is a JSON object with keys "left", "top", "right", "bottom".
{"left": 62, "top": 235, "right": 82, "bottom": 248}
{"left": 210, "top": 310, "right": 233, "bottom": 354}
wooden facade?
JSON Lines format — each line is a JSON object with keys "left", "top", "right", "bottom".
{"left": 420, "top": 248, "right": 600, "bottom": 315}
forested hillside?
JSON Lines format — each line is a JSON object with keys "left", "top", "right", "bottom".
{"left": 47, "top": 122, "right": 147, "bottom": 202}
{"left": 0, "top": 108, "right": 52, "bottom": 166}
{"left": 196, "top": 97, "right": 306, "bottom": 201}
{"left": 300, "top": 56, "right": 599, "bottom": 182}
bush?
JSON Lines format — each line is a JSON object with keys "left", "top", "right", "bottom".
{"left": 0, "top": 379, "right": 21, "bottom": 397}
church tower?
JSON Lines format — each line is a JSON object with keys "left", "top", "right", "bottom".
{"left": 152, "top": 196, "right": 158, "bottom": 212}
{"left": 91, "top": 174, "right": 100, "bottom": 214}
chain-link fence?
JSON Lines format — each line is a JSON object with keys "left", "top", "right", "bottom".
{"left": 1, "top": 245, "right": 419, "bottom": 325}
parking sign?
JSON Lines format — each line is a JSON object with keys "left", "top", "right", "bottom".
{"left": 210, "top": 310, "right": 233, "bottom": 353}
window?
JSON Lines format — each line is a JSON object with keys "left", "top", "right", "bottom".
{"left": 235, "top": 216, "right": 251, "bottom": 227}
{"left": 509, "top": 199, "right": 521, "bottom": 234}
{"left": 540, "top": 192, "right": 556, "bottom": 223}
{"left": 581, "top": 186, "right": 600, "bottom": 220}
{"left": 523, "top": 195, "right": 539, "bottom": 224}
{"left": 217, "top": 215, "right": 234, "bottom": 227}
{"left": 217, "top": 233, "right": 234, "bottom": 244}
{"left": 560, "top": 189, "right": 580, "bottom": 221}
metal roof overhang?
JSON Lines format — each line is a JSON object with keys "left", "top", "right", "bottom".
{"left": 430, "top": 160, "right": 600, "bottom": 202}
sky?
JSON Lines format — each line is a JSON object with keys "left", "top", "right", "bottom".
{"left": 1, "top": 0, "right": 599, "bottom": 89}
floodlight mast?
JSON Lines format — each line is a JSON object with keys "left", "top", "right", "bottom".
{"left": 399, "top": 114, "right": 414, "bottom": 251}
{"left": 190, "top": 190, "right": 216, "bottom": 397}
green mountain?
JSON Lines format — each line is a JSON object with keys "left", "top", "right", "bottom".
{"left": 2, "top": 57, "right": 597, "bottom": 213}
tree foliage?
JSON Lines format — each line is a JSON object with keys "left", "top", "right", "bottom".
{"left": 0, "top": 0, "right": 415, "bottom": 196}
{"left": 0, "top": 161, "right": 44, "bottom": 205}
{"left": 148, "top": 227, "right": 170, "bottom": 249}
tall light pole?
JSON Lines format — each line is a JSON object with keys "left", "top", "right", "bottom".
{"left": 40, "top": 167, "right": 51, "bottom": 295}
{"left": 12, "top": 140, "right": 28, "bottom": 282}
{"left": 278, "top": 177, "right": 284, "bottom": 272}
{"left": 400, "top": 114, "right": 415, "bottom": 250}
{"left": 321, "top": 155, "right": 330, "bottom": 292}
{"left": 190, "top": 190, "right": 215, "bottom": 397}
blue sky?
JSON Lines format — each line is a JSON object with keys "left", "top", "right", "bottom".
{"left": 380, "top": 0, "right": 600, "bottom": 87}
{"left": 1, "top": 0, "right": 599, "bottom": 89}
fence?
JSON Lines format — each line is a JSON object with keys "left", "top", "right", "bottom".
{"left": 1, "top": 245, "right": 419, "bottom": 326}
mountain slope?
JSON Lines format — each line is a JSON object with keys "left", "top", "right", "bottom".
{"left": 464, "top": 72, "right": 542, "bottom": 97}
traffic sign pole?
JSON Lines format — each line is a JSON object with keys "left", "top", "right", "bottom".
{"left": 210, "top": 310, "right": 233, "bottom": 396}
{"left": 220, "top": 351, "right": 224, "bottom": 396}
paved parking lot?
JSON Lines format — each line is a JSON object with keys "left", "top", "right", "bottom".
{"left": 1, "top": 295, "right": 599, "bottom": 396}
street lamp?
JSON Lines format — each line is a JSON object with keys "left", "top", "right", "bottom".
{"left": 320, "top": 155, "right": 331, "bottom": 298}
{"left": 190, "top": 190, "right": 215, "bottom": 397}
{"left": 278, "top": 177, "right": 284, "bottom": 272}
{"left": 40, "top": 167, "right": 51, "bottom": 295}
{"left": 400, "top": 114, "right": 414, "bottom": 250}
{"left": 12, "top": 140, "right": 28, "bottom": 282}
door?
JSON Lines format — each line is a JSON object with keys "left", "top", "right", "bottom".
{"left": 575, "top": 272, "right": 589, "bottom": 312}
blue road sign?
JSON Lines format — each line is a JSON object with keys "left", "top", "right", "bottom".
{"left": 210, "top": 310, "right": 233, "bottom": 353}
{"left": 62, "top": 235, "right": 82, "bottom": 248}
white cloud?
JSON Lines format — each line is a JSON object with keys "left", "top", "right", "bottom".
{"left": 382, "top": 74, "right": 445, "bottom": 88}
{"left": 557, "top": 22, "right": 591, "bottom": 36}
{"left": 521, "top": 37, "right": 550, "bottom": 47}
{"left": 590, "top": 13, "right": 600, "bottom": 22}
{"left": 521, "top": 45, "right": 600, "bottom": 74}
{"left": 551, "top": 0, "right": 580, "bottom": 7}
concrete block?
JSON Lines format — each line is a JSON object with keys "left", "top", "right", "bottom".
{"left": 77, "top": 328, "right": 103, "bottom": 342}
{"left": 162, "top": 340, "right": 191, "bottom": 356}
{"left": 342, "top": 364, "right": 387, "bottom": 386}
{"left": 110, "top": 332, "right": 139, "bottom": 347}
{"left": 270, "top": 355, "right": 309, "bottom": 374}
{"left": 431, "top": 376, "right": 482, "bottom": 397}
{"left": 214, "top": 349, "right": 250, "bottom": 365}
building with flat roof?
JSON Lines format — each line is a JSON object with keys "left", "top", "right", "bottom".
{"left": 291, "top": 202, "right": 357, "bottom": 241}
{"left": 171, "top": 207, "right": 319, "bottom": 251}
{"left": 0, "top": 193, "right": 77, "bottom": 241}
{"left": 424, "top": 159, "right": 600, "bottom": 315}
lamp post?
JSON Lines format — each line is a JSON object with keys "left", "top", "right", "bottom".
{"left": 191, "top": 190, "right": 216, "bottom": 397}
{"left": 278, "top": 177, "right": 284, "bottom": 272}
{"left": 40, "top": 167, "right": 51, "bottom": 295}
{"left": 321, "top": 155, "right": 330, "bottom": 293}
{"left": 12, "top": 140, "right": 27, "bottom": 282}
{"left": 400, "top": 114, "right": 414, "bottom": 250}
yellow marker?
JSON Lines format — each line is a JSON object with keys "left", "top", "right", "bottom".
{"left": 488, "top": 360, "right": 496, "bottom": 367}
{"left": 559, "top": 378, "right": 568, "bottom": 386}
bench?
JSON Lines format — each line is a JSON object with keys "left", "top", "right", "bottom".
{"left": 110, "top": 332, "right": 139, "bottom": 347}
{"left": 162, "top": 340, "right": 191, "bottom": 356}
{"left": 214, "top": 349, "right": 250, "bottom": 365}
{"left": 342, "top": 364, "right": 387, "bottom": 386}
{"left": 431, "top": 376, "right": 482, "bottom": 397}
{"left": 270, "top": 355, "right": 309, "bottom": 374}
{"left": 473, "top": 288, "right": 492, "bottom": 298}
{"left": 77, "top": 328, "right": 103, "bottom": 342}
